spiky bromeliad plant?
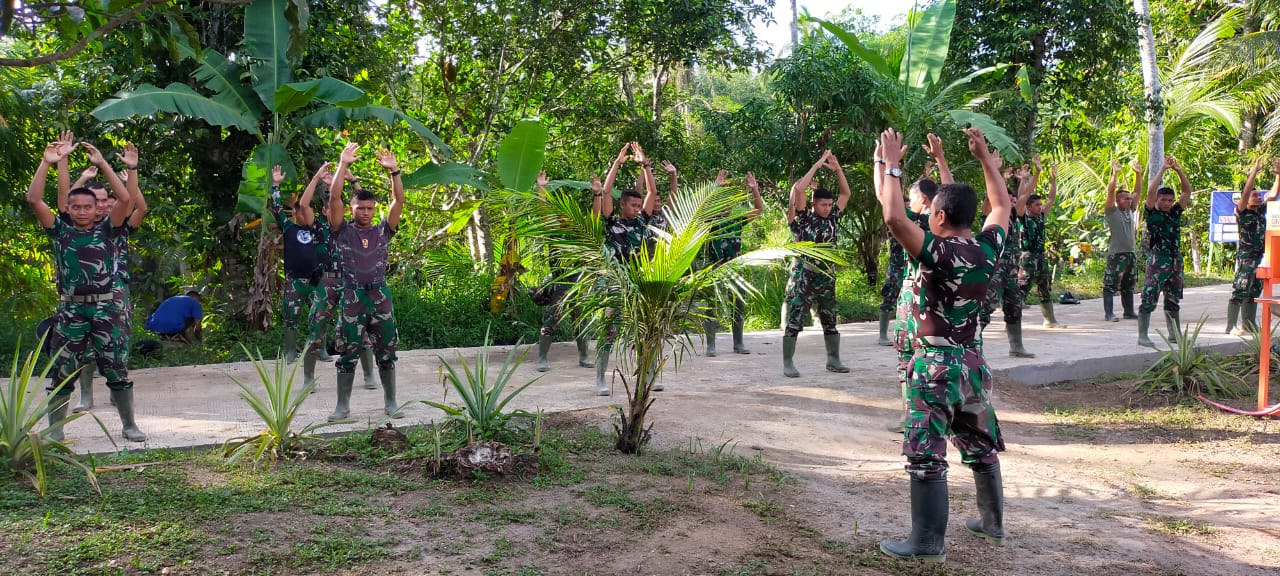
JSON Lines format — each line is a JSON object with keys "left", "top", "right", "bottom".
{"left": 509, "top": 180, "right": 841, "bottom": 454}
{"left": 421, "top": 328, "right": 540, "bottom": 446}
{"left": 1, "top": 341, "right": 111, "bottom": 497}
{"left": 223, "top": 346, "right": 351, "bottom": 463}
{"left": 1136, "top": 316, "right": 1247, "bottom": 401}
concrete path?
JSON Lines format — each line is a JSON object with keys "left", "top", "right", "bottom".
{"left": 46, "top": 284, "right": 1246, "bottom": 455}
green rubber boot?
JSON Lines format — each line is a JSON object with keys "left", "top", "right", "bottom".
{"left": 824, "top": 334, "right": 850, "bottom": 373}
{"left": 1242, "top": 301, "right": 1258, "bottom": 333}
{"left": 46, "top": 391, "right": 71, "bottom": 442}
{"left": 965, "top": 463, "right": 1006, "bottom": 545}
{"left": 575, "top": 337, "right": 594, "bottom": 367}
{"left": 782, "top": 336, "right": 800, "bottom": 378}
{"left": 1006, "top": 322, "right": 1035, "bottom": 358}
{"left": 879, "top": 477, "right": 949, "bottom": 563}
{"left": 380, "top": 367, "right": 403, "bottom": 419}
{"left": 704, "top": 319, "right": 718, "bottom": 357}
{"left": 72, "top": 366, "right": 94, "bottom": 413}
{"left": 328, "top": 372, "right": 355, "bottom": 422}
{"left": 877, "top": 310, "right": 893, "bottom": 346}
{"left": 360, "top": 347, "right": 378, "bottom": 390}
{"left": 1137, "top": 312, "right": 1155, "bottom": 347}
{"left": 283, "top": 327, "right": 298, "bottom": 364}
{"left": 536, "top": 334, "right": 553, "bottom": 372}
{"left": 303, "top": 349, "right": 319, "bottom": 392}
{"left": 110, "top": 387, "right": 148, "bottom": 442}
{"left": 1165, "top": 310, "right": 1181, "bottom": 345}
{"left": 1040, "top": 302, "right": 1066, "bottom": 329}
{"left": 1103, "top": 293, "right": 1118, "bottom": 322}
{"left": 594, "top": 348, "right": 611, "bottom": 396}
{"left": 732, "top": 316, "right": 750, "bottom": 354}
{"left": 1226, "top": 301, "right": 1241, "bottom": 335}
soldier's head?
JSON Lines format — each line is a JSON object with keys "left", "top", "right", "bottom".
{"left": 1248, "top": 188, "right": 1264, "bottom": 208}
{"left": 812, "top": 188, "right": 834, "bottom": 218}
{"left": 930, "top": 183, "right": 978, "bottom": 236}
{"left": 1116, "top": 189, "right": 1134, "bottom": 211}
{"left": 87, "top": 183, "right": 114, "bottom": 218}
{"left": 1026, "top": 194, "right": 1044, "bottom": 217}
{"left": 67, "top": 187, "right": 99, "bottom": 229}
{"left": 1156, "top": 186, "right": 1176, "bottom": 212}
{"left": 618, "top": 188, "right": 644, "bottom": 219}
{"left": 350, "top": 189, "right": 378, "bottom": 227}
{"left": 909, "top": 179, "right": 938, "bottom": 214}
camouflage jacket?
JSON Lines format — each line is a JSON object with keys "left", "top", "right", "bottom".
{"left": 790, "top": 206, "right": 842, "bottom": 273}
{"left": 909, "top": 225, "right": 1005, "bottom": 347}
{"left": 603, "top": 212, "right": 655, "bottom": 263}
{"left": 47, "top": 215, "right": 120, "bottom": 296}
{"left": 1237, "top": 205, "right": 1266, "bottom": 258}
{"left": 1144, "top": 205, "right": 1184, "bottom": 256}
{"left": 704, "top": 215, "right": 749, "bottom": 265}
{"left": 1020, "top": 213, "right": 1046, "bottom": 254}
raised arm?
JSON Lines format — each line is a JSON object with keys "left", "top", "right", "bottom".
{"left": 972, "top": 128, "right": 1012, "bottom": 233}
{"left": 1105, "top": 159, "right": 1120, "bottom": 212}
{"left": 714, "top": 169, "right": 728, "bottom": 187}
{"left": 631, "top": 142, "right": 658, "bottom": 214}
{"left": 536, "top": 170, "right": 549, "bottom": 198}
{"left": 1146, "top": 158, "right": 1170, "bottom": 209}
{"left": 295, "top": 163, "right": 333, "bottom": 228}
{"left": 1270, "top": 159, "right": 1280, "bottom": 202}
{"left": 789, "top": 151, "right": 829, "bottom": 223}
{"left": 54, "top": 130, "right": 74, "bottom": 211}
{"left": 922, "top": 133, "right": 953, "bottom": 184}
{"left": 81, "top": 143, "right": 132, "bottom": 226}
{"left": 1240, "top": 158, "right": 1265, "bottom": 212}
{"left": 877, "top": 129, "right": 923, "bottom": 257}
{"left": 745, "top": 171, "right": 764, "bottom": 221}
{"left": 27, "top": 143, "right": 68, "bottom": 229}
{"left": 329, "top": 143, "right": 360, "bottom": 231}
{"left": 1169, "top": 156, "right": 1191, "bottom": 209}
{"left": 599, "top": 143, "right": 630, "bottom": 216}
{"left": 120, "top": 144, "right": 146, "bottom": 228}
{"left": 873, "top": 141, "right": 885, "bottom": 201}
{"left": 590, "top": 174, "right": 605, "bottom": 218}
{"left": 1014, "top": 164, "right": 1034, "bottom": 216}
{"left": 1131, "top": 161, "right": 1143, "bottom": 205}
{"left": 829, "top": 153, "right": 852, "bottom": 212}
{"left": 1045, "top": 163, "right": 1058, "bottom": 213}
{"left": 376, "top": 149, "right": 405, "bottom": 231}
{"left": 661, "top": 160, "right": 678, "bottom": 199}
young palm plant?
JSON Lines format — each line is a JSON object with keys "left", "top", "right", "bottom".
{"left": 223, "top": 346, "right": 351, "bottom": 463}
{"left": 510, "top": 180, "right": 840, "bottom": 454}
{"left": 1, "top": 342, "right": 110, "bottom": 497}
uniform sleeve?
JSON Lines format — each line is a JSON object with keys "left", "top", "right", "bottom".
{"left": 829, "top": 206, "right": 842, "bottom": 221}
{"left": 383, "top": 220, "right": 397, "bottom": 239}
{"left": 978, "top": 226, "right": 1007, "bottom": 264}
{"left": 1171, "top": 205, "right": 1185, "bottom": 219}
{"left": 44, "top": 217, "right": 62, "bottom": 238}
{"left": 915, "top": 231, "right": 940, "bottom": 269}
{"left": 788, "top": 211, "right": 808, "bottom": 236}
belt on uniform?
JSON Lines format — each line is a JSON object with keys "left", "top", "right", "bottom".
{"left": 60, "top": 292, "right": 114, "bottom": 303}
{"left": 323, "top": 271, "right": 341, "bottom": 279}
{"left": 910, "top": 337, "right": 981, "bottom": 350}
{"left": 345, "top": 281, "right": 387, "bottom": 291}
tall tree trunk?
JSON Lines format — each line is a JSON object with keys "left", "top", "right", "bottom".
{"left": 246, "top": 229, "right": 282, "bottom": 331}
{"left": 467, "top": 206, "right": 494, "bottom": 267}
{"left": 1134, "top": 0, "right": 1164, "bottom": 189}
{"left": 790, "top": 0, "right": 799, "bottom": 50}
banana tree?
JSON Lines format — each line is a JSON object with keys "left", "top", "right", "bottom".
{"left": 89, "top": 0, "right": 472, "bottom": 329}
{"left": 804, "top": 0, "right": 1021, "bottom": 165}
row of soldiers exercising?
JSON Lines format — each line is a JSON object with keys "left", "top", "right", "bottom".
{"left": 1223, "top": 158, "right": 1280, "bottom": 337}
{"left": 27, "top": 134, "right": 149, "bottom": 443}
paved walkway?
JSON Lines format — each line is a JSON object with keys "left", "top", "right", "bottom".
{"left": 43, "top": 284, "right": 1248, "bottom": 455}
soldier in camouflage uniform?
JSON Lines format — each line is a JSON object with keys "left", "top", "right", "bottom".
{"left": 702, "top": 170, "right": 764, "bottom": 357}
{"left": 30, "top": 139, "right": 147, "bottom": 443}
{"left": 885, "top": 169, "right": 940, "bottom": 431}
{"left": 881, "top": 135, "right": 949, "bottom": 348}
{"left": 875, "top": 127, "right": 1010, "bottom": 563}
{"left": 782, "top": 151, "right": 852, "bottom": 378}
{"left": 1226, "top": 158, "right": 1278, "bottom": 335}
{"left": 534, "top": 171, "right": 594, "bottom": 372}
{"left": 325, "top": 144, "right": 407, "bottom": 421}
{"left": 1101, "top": 160, "right": 1143, "bottom": 322}
{"left": 1017, "top": 158, "right": 1067, "bottom": 329}
{"left": 1137, "top": 157, "right": 1193, "bottom": 347}
{"left": 590, "top": 142, "right": 659, "bottom": 395}
{"left": 978, "top": 163, "right": 1035, "bottom": 357}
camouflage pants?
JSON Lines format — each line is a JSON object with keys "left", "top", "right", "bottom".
{"left": 879, "top": 242, "right": 906, "bottom": 313}
{"left": 49, "top": 299, "right": 132, "bottom": 393}
{"left": 335, "top": 284, "right": 398, "bottom": 372}
{"left": 1102, "top": 252, "right": 1137, "bottom": 296}
{"left": 980, "top": 255, "right": 1022, "bottom": 329}
{"left": 283, "top": 275, "right": 321, "bottom": 330}
{"left": 902, "top": 345, "right": 1004, "bottom": 481}
{"left": 1139, "top": 253, "right": 1184, "bottom": 313}
{"left": 1018, "top": 251, "right": 1051, "bottom": 302}
{"left": 784, "top": 265, "right": 838, "bottom": 337}
{"left": 540, "top": 285, "right": 577, "bottom": 337}
{"left": 893, "top": 275, "right": 917, "bottom": 384}
{"left": 306, "top": 274, "right": 338, "bottom": 354}
{"left": 1231, "top": 254, "right": 1262, "bottom": 303}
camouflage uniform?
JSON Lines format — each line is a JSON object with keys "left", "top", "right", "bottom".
{"left": 893, "top": 211, "right": 931, "bottom": 381}
{"left": 45, "top": 215, "right": 132, "bottom": 392}
{"left": 701, "top": 215, "right": 750, "bottom": 322}
{"left": 540, "top": 256, "right": 581, "bottom": 337}
{"left": 785, "top": 207, "right": 842, "bottom": 337}
{"left": 310, "top": 213, "right": 340, "bottom": 355}
{"left": 272, "top": 193, "right": 324, "bottom": 332}
{"left": 1139, "top": 206, "right": 1185, "bottom": 313}
{"left": 1017, "top": 213, "right": 1051, "bottom": 302}
{"left": 979, "top": 212, "right": 1022, "bottom": 329}
{"left": 599, "top": 213, "right": 655, "bottom": 350}
{"left": 332, "top": 220, "right": 398, "bottom": 372}
{"left": 903, "top": 226, "right": 1006, "bottom": 481}
{"left": 1231, "top": 206, "right": 1265, "bottom": 303}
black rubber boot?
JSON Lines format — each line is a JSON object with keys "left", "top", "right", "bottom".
{"left": 824, "top": 334, "right": 850, "bottom": 373}
{"left": 732, "top": 316, "right": 749, "bottom": 354}
{"left": 965, "top": 463, "right": 1006, "bottom": 545}
{"left": 303, "top": 349, "right": 319, "bottom": 392}
{"left": 877, "top": 310, "right": 893, "bottom": 346}
{"left": 1137, "top": 312, "right": 1155, "bottom": 347}
{"left": 110, "top": 387, "right": 148, "bottom": 442}
{"left": 536, "top": 334, "right": 553, "bottom": 372}
{"left": 328, "top": 372, "right": 355, "bottom": 421}
{"left": 594, "top": 348, "right": 611, "bottom": 396}
{"left": 1242, "top": 301, "right": 1258, "bottom": 334}
{"left": 575, "top": 338, "right": 594, "bottom": 367}
{"left": 1006, "top": 322, "right": 1035, "bottom": 358}
{"left": 360, "top": 347, "right": 378, "bottom": 390}
{"left": 782, "top": 336, "right": 799, "bottom": 378}
{"left": 1165, "top": 310, "right": 1181, "bottom": 345}
{"left": 1121, "top": 292, "right": 1138, "bottom": 319}
{"left": 1226, "top": 301, "right": 1241, "bottom": 335}
{"left": 46, "top": 392, "right": 71, "bottom": 442}
{"left": 704, "top": 319, "right": 718, "bottom": 357}
{"left": 380, "top": 367, "right": 403, "bottom": 418}
{"left": 72, "top": 366, "right": 94, "bottom": 413}
{"left": 283, "top": 327, "right": 298, "bottom": 364}
{"left": 880, "top": 477, "right": 949, "bottom": 563}
{"left": 1103, "top": 293, "right": 1118, "bottom": 322}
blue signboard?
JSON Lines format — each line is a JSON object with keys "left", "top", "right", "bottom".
{"left": 1210, "top": 190, "right": 1240, "bottom": 243}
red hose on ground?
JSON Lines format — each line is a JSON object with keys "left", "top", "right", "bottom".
{"left": 1197, "top": 395, "right": 1280, "bottom": 417}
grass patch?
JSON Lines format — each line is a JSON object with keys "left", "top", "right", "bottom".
{"left": 1045, "top": 405, "right": 1272, "bottom": 444}
{"left": 1145, "top": 515, "right": 1216, "bottom": 537}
